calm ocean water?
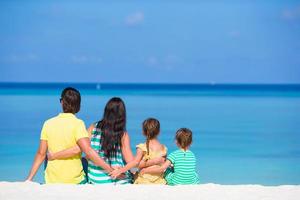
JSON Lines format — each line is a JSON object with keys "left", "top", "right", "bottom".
{"left": 0, "top": 83, "right": 299, "bottom": 185}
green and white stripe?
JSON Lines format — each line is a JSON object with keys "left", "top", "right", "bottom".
{"left": 165, "top": 149, "right": 200, "bottom": 185}
{"left": 88, "top": 126, "right": 132, "bottom": 184}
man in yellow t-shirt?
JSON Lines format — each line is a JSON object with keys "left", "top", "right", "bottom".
{"left": 26, "top": 87, "right": 113, "bottom": 184}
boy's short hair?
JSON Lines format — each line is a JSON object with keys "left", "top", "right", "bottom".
{"left": 60, "top": 87, "right": 81, "bottom": 114}
{"left": 175, "top": 128, "right": 193, "bottom": 149}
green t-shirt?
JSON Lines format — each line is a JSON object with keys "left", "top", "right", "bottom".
{"left": 165, "top": 149, "right": 200, "bottom": 185}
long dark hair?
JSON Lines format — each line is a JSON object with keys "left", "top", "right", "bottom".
{"left": 96, "top": 97, "right": 126, "bottom": 163}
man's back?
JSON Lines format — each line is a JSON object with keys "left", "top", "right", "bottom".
{"left": 41, "top": 113, "right": 88, "bottom": 183}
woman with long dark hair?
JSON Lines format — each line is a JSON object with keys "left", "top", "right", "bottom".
{"left": 88, "top": 97, "right": 134, "bottom": 184}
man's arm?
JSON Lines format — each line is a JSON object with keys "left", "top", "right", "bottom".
{"left": 26, "top": 140, "right": 48, "bottom": 181}
{"left": 77, "top": 137, "right": 113, "bottom": 173}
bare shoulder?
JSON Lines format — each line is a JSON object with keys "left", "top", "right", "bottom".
{"left": 150, "top": 141, "right": 166, "bottom": 152}
{"left": 159, "top": 143, "right": 168, "bottom": 152}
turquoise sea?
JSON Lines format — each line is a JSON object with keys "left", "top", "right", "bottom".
{"left": 0, "top": 83, "right": 299, "bottom": 185}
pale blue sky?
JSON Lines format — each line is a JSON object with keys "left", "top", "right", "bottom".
{"left": 0, "top": 0, "right": 300, "bottom": 83}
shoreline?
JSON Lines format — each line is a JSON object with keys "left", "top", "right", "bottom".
{"left": 1, "top": 182, "right": 299, "bottom": 200}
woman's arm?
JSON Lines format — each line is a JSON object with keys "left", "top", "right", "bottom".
{"left": 26, "top": 140, "right": 48, "bottom": 181}
{"left": 121, "top": 132, "right": 134, "bottom": 163}
{"left": 140, "top": 160, "right": 171, "bottom": 175}
{"left": 47, "top": 146, "right": 81, "bottom": 160}
{"left": 77, "top": 137, "right": 113, "bottom": 173}
{"left": 110, "top": 148, "right": 144, "bottom": 179}
{"left": 47, "top": 124, "right": 94, "bottom": 160}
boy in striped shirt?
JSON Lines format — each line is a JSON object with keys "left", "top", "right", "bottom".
{"left": 140, "top": 128, "right": 199, "bottom": 185}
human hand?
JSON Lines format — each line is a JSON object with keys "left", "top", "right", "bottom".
{"left": 25, "top": 175, "right": 33, "bottom": 182}
{"left": 139, "top": 168, "right": 148, "bottom": 175}
{"left": 109, "top": 169, "right": 122, "bottom": 179}
{"left": 47, "top": 152, "right": 55, "bottom": 161}
{"left": 112, "top": 166, "right": 121, "bottom": 170}
{"left": 111, "top": 167, "right": 128, "bottom": 179}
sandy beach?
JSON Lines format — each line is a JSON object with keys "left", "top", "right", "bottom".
{"left": 0, "top": 182, "right": 299, "bottom": 200}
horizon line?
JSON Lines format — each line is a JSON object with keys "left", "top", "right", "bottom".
{"left": 1, "top": 82, "right": 300, "bottom": 92}
{"left": 1, "top": 82, "right": 300, "bottom": 85}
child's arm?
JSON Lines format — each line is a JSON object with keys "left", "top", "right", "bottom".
{"left": 138, "top": 156, "right": 165, "bottom": 169}
{"left": 140, "top": 160, "right": 172, "bottom": 175}
{"left": 110, "top": 148, "right": 144, "bottom": 179}
{"left": 47, "top": 125, "right": 94, "bottom": 160}
{"left": 138, "top": 145, "right": 167, "bottom": 169}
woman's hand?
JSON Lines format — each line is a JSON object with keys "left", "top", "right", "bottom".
{"left": 47, "top": 152, "right": 55, "bottom": 161}
{"left": 109, "top": 168, "right": 123, "bottom": 179}
{"left": 109, "top": 166, "right": 127, "bottom": 179}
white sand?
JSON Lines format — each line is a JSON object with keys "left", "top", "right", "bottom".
{"left": 0, "top": 182, "right": 299, "bottom": 200}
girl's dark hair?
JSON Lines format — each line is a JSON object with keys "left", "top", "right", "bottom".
{"left": 96, "top": 97, "right": 126, "bottom": 163}
{"left": 142, "top": 118, "right": 160, "bottom": 156}
{"left": 175, "top": 128, "right": 193, "bottom": 149}
{"left": 60, "top": 87, "right": 81, "bottom": 114}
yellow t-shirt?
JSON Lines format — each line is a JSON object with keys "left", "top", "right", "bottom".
{"left": 40, "top": 113, "right": 88, "bottom": 184}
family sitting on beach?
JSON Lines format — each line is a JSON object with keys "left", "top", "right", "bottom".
{"left": 26, "top": 87, "right": 200, "bottom": 185}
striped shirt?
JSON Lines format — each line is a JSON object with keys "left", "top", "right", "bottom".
{"left": 165, "top": 149, "right": 200, "bottom": 185}
{"left": 88, "top": 124, "right": 132, "bottom": 184}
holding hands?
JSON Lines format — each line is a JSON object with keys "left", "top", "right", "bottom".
{"left": 110, "top": 168, "right": 123, "bottom": 179}
{"left": 109, "top": 166, "right": 127, "bottom": 179}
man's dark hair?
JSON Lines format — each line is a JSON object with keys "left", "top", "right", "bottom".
{"left": 60, "top": 87, "right": 81, "bottom": 114}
